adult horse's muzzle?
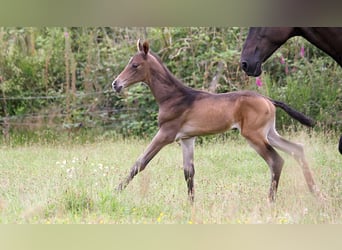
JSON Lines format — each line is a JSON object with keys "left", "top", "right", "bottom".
{"left": 240, "top": 60, "right": 262, "bottom": 77}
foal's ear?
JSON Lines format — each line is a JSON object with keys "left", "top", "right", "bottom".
{"left": 137, "top": 39, "right": 143, "bottom": 52}
{"left": 142, "top": 41, "right": 149, "bottom": 55}
{"left": 137, "top": 39, "right": 149, "bottom": 55}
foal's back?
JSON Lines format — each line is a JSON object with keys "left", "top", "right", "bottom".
{"left": 177, "top": 90, "right": 275, "bottom": 138}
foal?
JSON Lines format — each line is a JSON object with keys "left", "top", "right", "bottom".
{"left": 112, "top": 40, "right": 321, "bottom": 202}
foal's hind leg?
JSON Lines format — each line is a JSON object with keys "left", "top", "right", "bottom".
{"left": 267, "top": 128, "right": 321, "bottom": 197}
{"left": 243, "top": 132, "right": 284, "bottom": 202}
{"left": 181, "top": 137, "right": 196, "bottom": 203}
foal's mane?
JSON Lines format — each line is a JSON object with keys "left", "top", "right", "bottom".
{"left": 148, "top": 51, "right": 186, "bottom": 87}
{"left": 147, "top": 50, "right": 200, "bottom": 105}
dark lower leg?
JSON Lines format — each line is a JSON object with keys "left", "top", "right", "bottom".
{"left": 184, "top": 166, "right": 195, "bottom": 203}
{"left": 117, "top": 160, "right": 144, "bottom": 191}
{"left": 252, "top": 142, "right": 284, "bottom": 202}
{"left": 269, "top": 161, "right": 283, "bottom": 202}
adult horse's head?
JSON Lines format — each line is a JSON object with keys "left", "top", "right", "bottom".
{"left": 112, "top": 39, "right": 150, "bottom": 93}
{"left": 240, "top": 27, "right": 295, "bottom": 76}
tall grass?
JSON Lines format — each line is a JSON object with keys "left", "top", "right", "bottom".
{"left": 0, "top": 130, "right": 341, "bottom": 224}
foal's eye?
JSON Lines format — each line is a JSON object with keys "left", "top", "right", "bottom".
{"left": 132, "top": 63, "right": 139, "bottom": 69}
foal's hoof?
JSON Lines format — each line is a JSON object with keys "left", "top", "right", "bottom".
{"left": 116, "top": 183, "right": 124, "bottom": 192}
{"left": 311, "top": 185, "right": 326, "bottom": 202}
{"left": 188, "top": 196, "right": 195, "bottom": 205}
{"left": 268, "top": 190, "right": 277, "bottom": 203}
{"left": 315, "top": 190, "right": 327, "bottom": 203}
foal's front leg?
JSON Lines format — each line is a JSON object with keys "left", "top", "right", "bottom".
{"left": 117, "top": 129, "right": 175, "bottom": 191}
{"left": 181, "top": 137, "right": 196, "bottom": 202}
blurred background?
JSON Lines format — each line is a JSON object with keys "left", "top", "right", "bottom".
{"left": 0, "top": 27, "right": 341, "bottom": 144}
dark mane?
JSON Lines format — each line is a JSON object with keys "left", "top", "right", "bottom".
{"left": 148, "top": 50, "right": 201, "bottom": 105}
{"left": 149, "top": 51, "right": 184, "bottom": 86}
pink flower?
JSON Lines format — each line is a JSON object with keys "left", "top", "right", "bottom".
{"left": 300, "top": 46, "right": 305, "bottom": 58}
{"left": 64, "top": 32, "right": 69, "bottom": 38}
{"left": 280, "top": 56, "right": 286, "bottom": 64}
{"left": 255, "top": 77, "right": 263, "bottom": 87}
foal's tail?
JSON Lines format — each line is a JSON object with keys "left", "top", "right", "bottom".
{"left": 270, "top": 99, "right": 315, "bottom": 127}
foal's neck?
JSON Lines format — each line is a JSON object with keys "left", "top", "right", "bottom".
{"left": 147, "top": 54, "right": 195, "bottom": 105}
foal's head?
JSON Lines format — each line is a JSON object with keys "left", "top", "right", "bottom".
{"left": 112, "top": 40, "right": 151, "bottom": 93}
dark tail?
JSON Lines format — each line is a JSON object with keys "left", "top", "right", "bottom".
{"left": 339, "top": 135, "right": 342, "bottom": 154}
{"left": 270, "top": 99, "right": 315, "bottom": 127}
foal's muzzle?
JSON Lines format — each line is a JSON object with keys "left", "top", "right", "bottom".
{"left": 112, "top": 79, "right": 123, "bottom": 93}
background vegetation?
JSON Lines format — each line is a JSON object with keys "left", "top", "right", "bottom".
{"left": 0, "top": 27, "right": 341, "bottom": 144}
{"left": 1, "top": 28, "right": 341, "bottom": 224}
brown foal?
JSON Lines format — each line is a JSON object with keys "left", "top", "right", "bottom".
{"left": 112, "top": 40, "right": 321, "bottom": 202}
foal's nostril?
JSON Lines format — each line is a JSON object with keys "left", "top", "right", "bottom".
{"left": 112, "top": 79, "right": 123, "bottom": 93}
{"left": 241, "top": 61, "right": 248, "bottom": 71}
{"left": 112, "top": 80, "right": 117, "bottom": 90}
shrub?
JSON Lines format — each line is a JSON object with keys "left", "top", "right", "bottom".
{"left": 0, "top": 27, "right": 340, "bottom": 144}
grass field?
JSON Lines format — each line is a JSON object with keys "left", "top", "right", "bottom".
{"left": 0, "top": 130, "right": 341, "bottom": 224}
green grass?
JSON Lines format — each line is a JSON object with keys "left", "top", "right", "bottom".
{"left": 0, "top": 130, "right": 341, "bottom": 224}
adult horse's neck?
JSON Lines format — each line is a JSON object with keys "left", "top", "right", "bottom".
{"left": 145, "top": 52, "right": 196, "bottom": 106}
{"left": 299, "top": 28, "right": 342, "bottom": 66}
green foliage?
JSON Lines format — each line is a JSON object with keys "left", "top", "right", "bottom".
{"left": 0, "top": 27, "right": 340, "bottom": 144}
{"left": 259, "top": 38, "right": 342, "bottom": 131}
{"left": 61, "top": 186, "right": 94, "bottom": 215}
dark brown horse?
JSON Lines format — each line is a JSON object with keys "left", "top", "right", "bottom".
{"left": 240, "top": 27, "right": 342, "bottom": 76}
{"left": 240, "top": 27, "right": 342, "bottom": 154}
{"left": 112, "top": 40, "right": 322, "bottom": 203}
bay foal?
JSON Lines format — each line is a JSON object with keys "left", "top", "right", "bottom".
{"left": 112, "top": 40, "right": 320, "bottom": 202}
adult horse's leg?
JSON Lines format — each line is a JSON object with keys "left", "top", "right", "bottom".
{"left": 181, "top": 137, "right": 196, "bottom": 202}
{"left": 267, "top": 128, "right": 322, "bottom": 198}
{"left": 117, "top": 129, "right": 175, "bottom": 191}
{"left": 339, "top": 135, "right": 342, "bottom": 154}
{"left": 243, "top": 131, "right": 284, "bottom": 202}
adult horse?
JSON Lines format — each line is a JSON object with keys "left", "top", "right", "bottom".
{"left": 240, "top": 27, "right": 342, "bottom": 154}
{"left": 112, "top": 40, "right": 321, "bottom": 203}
